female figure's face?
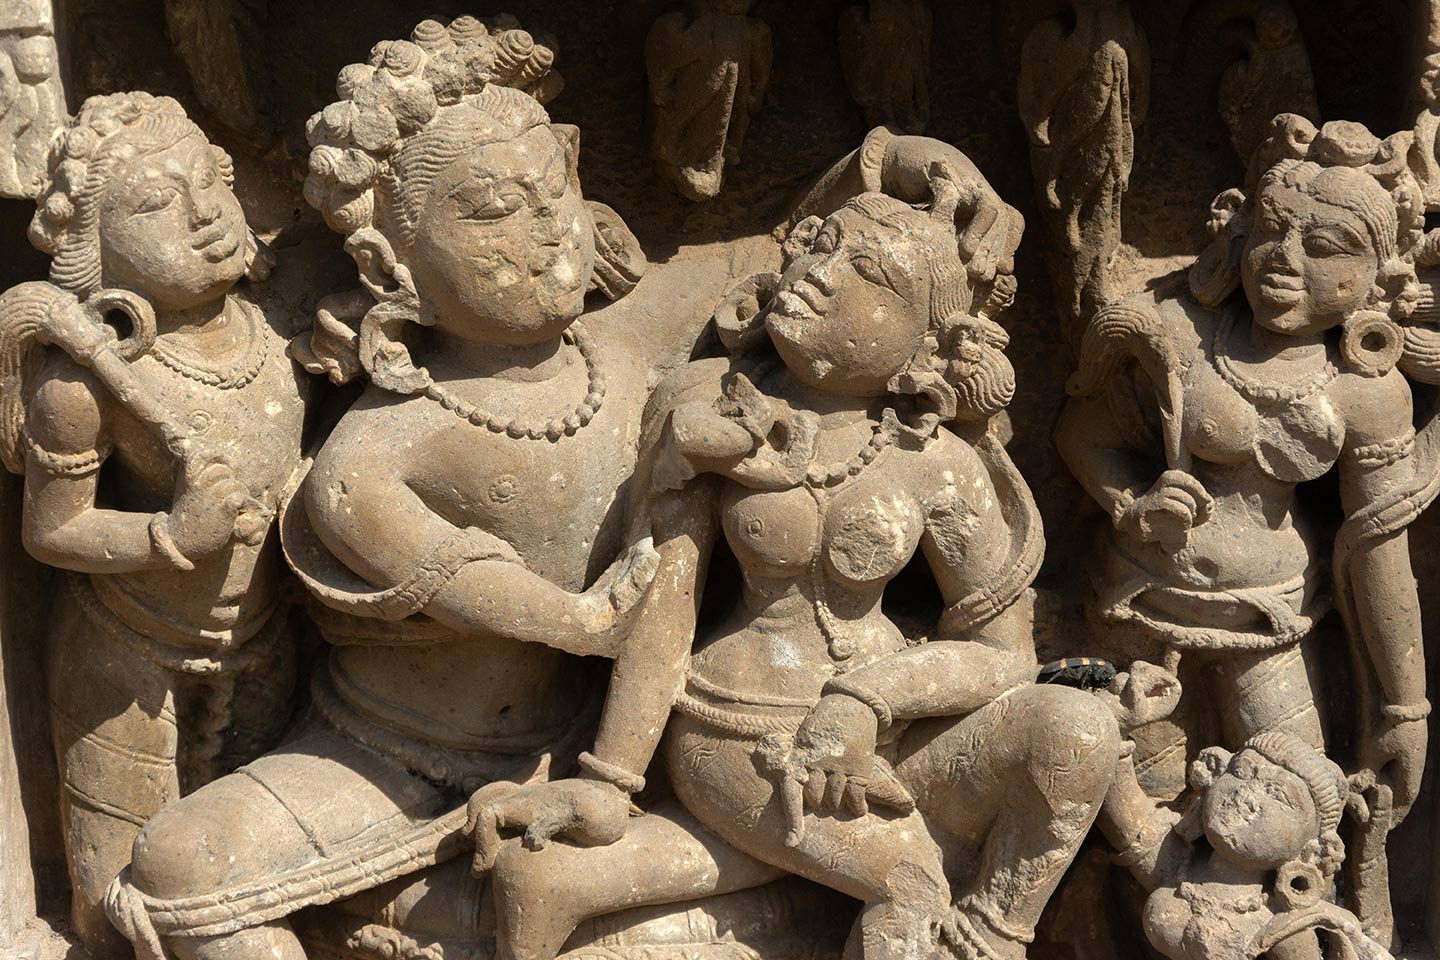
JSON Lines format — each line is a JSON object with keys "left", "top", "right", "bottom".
{"left": 1241, "top": 174, "right": 1381, "bottom": 337}
{"left": 410, "top": 125, "right": 595, "bottom": 346}
{"left": 1201, "top": 750, "right": 1314, "bottom": 869}
{"left": 98, "top": 133, "right": 247, "bottom": 312}
{"left": 766, "top": 208, "right": 930, "bottom": 396}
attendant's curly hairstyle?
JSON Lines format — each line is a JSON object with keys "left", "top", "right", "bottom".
{"left": 302, "top": 15, "right": 561, "bottom": 242}
{"left": 28, "top": 91, "right": 241, "bottom": 295}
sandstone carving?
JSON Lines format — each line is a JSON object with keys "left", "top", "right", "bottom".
{"left": 1202, "top": 0, "right": 1319, "bottom": 164}
{"left": 474, "top": 127, "right": 1116, "bottom": 960}
{"left": 1099, "top": 665, "right": 1396, "bottom": 960}
{"left": 1058, "top": 114, "right": 1440, "bottom": 950}
{"left": 1019, "top": 0, "right": 1150, "bottom": 348}
{"left": 646, "top": 0, "right": 772, "bottom": 201}
{"left": 838, "top": 0, "right": 931, "bottom": 133}
{"left": 1, "top": 6, "right": 1440, "bottom": 960}
{"left": 101, "top": 17, "right": 673, "bottom": 960}
{"left": 0, "top": 91, "right": 307, "bottom": 958}
{"left": 0, "top": 0, "right": 66, "bottom": 199}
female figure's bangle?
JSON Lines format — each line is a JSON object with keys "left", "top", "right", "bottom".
{"left": 577, "top": 751, "right": 646, "bottom": 794}
{"left": 148, "top": 513, "right": 195, "bottom": 572}
{"left": 1381, "top": 699, "right": 1431, "bottom": 723}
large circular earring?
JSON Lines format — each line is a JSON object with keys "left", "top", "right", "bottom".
{"left": 1340, "top": 309, "right": 1404, "bottom": 377}
{"left": 1273, "top": 859, "right": 1324, "bottom": 910}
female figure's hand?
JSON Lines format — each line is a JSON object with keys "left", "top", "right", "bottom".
{"left": 165, "top": 460, "right": 252, "bottom": 560}
{"left": 762, "top": 694, "right": 914, "bottom": 847}
{"left": 466, "top": 777, "right": 630, "bottom": 875}
{"left": 1117, "top": 469, "right": 1213, "bottom": 551}
{"left": 1365, "top": 715, "right": 1427, "bottom": 823}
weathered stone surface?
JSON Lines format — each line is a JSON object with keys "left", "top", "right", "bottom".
{"left": 0, "top": 4, "right": 1438, "bottom": 960}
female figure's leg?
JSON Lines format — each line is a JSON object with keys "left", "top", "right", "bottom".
{"left": 47, "top": 587, "right": 180, "bottom": 959}
{"left": 490, "top": 798, "right": 784, "bottom": 960}
{"left": 894, "top": 684, "right": 1121, "bottom": 960}
{"left": 1206, "top": 640, "right": 1324, "bottom": 749}
{"left": 665, "top": 718, "right": 950, "bottom": 960}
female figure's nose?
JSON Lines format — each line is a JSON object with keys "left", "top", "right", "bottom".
{"left": 806, "top": 254, "right": 839, "bottom": 295}
{"left": 190, "top": 192, "right": 222, "bottom": 228}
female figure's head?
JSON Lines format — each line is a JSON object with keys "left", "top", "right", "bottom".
{"left": 1189, "top": 732, "right": 1347, "bottom": 908}
{"left": 303, "top": 15, "right": 636, "bottom": 380}
{"left": 762, "top": 175, "right": 1017, "bottom": 421}
{"left": 29, "top": 92, "right": 253, "bottom": 312}
{"left": 1192, "top": 115, "right": 1428, "bottom": 375}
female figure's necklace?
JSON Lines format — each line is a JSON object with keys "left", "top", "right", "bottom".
{"left": 1211, "top": 311, "right": 1337, "bottom": 407}
{"left": 149, "top": 298, "right": 268, "bottom": 390}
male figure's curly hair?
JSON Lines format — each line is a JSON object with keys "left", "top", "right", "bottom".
{"left": 302, "top": 15, "right": 561, "bottom": 239}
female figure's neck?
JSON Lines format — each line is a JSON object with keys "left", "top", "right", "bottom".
{"left": 424, "top": 325, "right": 568, "bottom": 383}
{"left": 772, "top": 367, "right": 883, "bottom": 424}
{"left": 1245, "top": 313, "right": 1328, "bottom": 359}
{"left": 154, "top": 296, "right": 228, "bottom": 336}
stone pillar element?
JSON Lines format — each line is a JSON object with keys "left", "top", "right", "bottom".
{"left": 1018, "top": 0, "right": 1149, "bottom": 350}
{"left": 838, "top": 0, "right": 932, "bottom": 133}
{"left": 0, "top": 474, "right": 38, "bottom": 960}
{"left": 0, "top": 0, "right": 66, "bottom": 199}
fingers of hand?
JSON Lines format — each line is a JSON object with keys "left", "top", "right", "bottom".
{"left": 780, "top": 770, "right": 807, "bottom": 848}
{"left": 523, "top": 806, "right": 581, "bottom": 851}
{"left": 802, "top": 765, "right": 826, "bottom": 809}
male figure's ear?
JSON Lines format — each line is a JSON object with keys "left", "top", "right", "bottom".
{"left": 343, "top": 228, "right": 415, "bottom": 306}
{"left": 552, "top": 123, "right": 582, "bottom": 191}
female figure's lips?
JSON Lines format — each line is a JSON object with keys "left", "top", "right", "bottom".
{"left": 200, "top": 232, "right": 242, "bottom": 261}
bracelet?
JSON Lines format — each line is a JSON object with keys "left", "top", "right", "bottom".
{"left": 1381, "top": 699, "right": 1431, "bottom": 723}
{"left": 148, "top": 513, "right": 195, "bottom": 572}
{"left": 577, "top": 751, "right": 646, "bottom": 794}
{"left": 821, "top": 677, "right": 893, "bottom": 730}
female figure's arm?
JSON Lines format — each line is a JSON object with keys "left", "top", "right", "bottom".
{"left": 22, "top": 365, "right": 245, "bottom": 573}
{"left": 1338, "top": 373, "right": 1428, "bottom": 820}
{"left": 820, "top": 437, "right": 1037, "bottom": 723}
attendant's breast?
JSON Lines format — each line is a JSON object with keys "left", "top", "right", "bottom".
{"left": 1182, "top": 362, "right": 1257, "bottom": 466}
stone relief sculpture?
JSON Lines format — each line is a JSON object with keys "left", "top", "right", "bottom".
{"left": 1058, "top": 114, "right": 1440, "bottom": 949}
{"left": 1019, "top": 0, "right": 1150, "bottom": 349}
{"left": 1099, "top": 665, "right": 1397, "bottom": 960}
{"left": 646, "top": 0, "right": 772, "bottom": 202}
{"left": 1, "top": 5, "right": 1439, "bottom": 960}
{"left": 0, "top": 91, "right": 307, "bottom": 958}
{"left": 99, "top": 17, "right": 676, "bottom": 960}
{"left": 1200, "top": 0, "right": 1319, "bottom": 164}
{"left": 837, "top": 0, "right": 932, "bottom": 133}
{"left": 469, "top": 127, "right": 1119, "bottom": 960}
{"left": 0, "top": 0, "right": 66, "bottom": 199}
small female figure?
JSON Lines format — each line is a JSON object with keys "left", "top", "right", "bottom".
{"left": 0, "top": 92, "right": 308, "bottom": 957}
{"left": 646, "top": 0, "right": 772, "bottom": 201}
{"left": 1101, "top": 713, "right": 1394, "bottom": 960}
{"left": 1057, "top": 115, "right": 1439, "bottom": 938}
{"left": 471, "top": 129, "right": 1120, "bottom": 960}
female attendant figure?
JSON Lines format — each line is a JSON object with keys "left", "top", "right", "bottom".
{"left": 0, "top": 92, "right": 308, "bottom": 957}
{"left": 1057, "top": 115, "right": 1440, "bottom": 941}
